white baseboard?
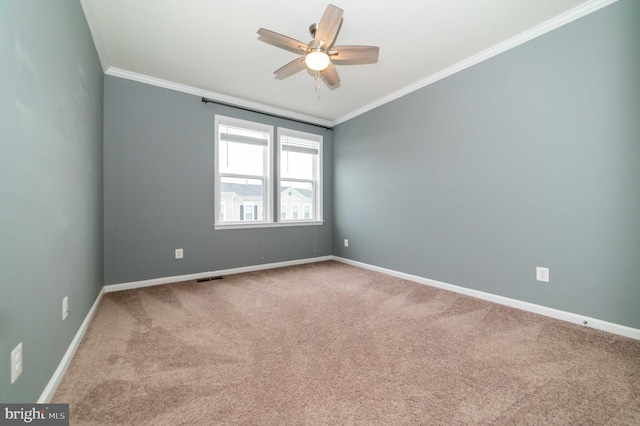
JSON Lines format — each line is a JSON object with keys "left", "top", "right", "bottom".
{"left": 104, "top": 271, "right": 220, "bottom": 292}
{"left": 38, "top": 287, "right": 105, "bottom": 403}
{"left": 103, "top": 255, "right": 334, "bottom": 293}
{"left": 332, "top": 256, "right": 640, "bottom": 341}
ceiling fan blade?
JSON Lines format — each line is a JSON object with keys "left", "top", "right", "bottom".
{"left": 331, "top": 45, "right": 379, "bottom": 62}
{"left": 257, "top": 28, "right": 308, "bottom": 52}
{"left": 274, "top": 57, "right": 307, "bottom": 78}
{"left": 321, "top": 61, "right": 340, "bottom": 87}
{"left": 315, "top": 4, "right": 343, "bottom": 47}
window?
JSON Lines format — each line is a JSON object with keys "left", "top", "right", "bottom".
{"left": 215, "top": 116, "right": 272, "bottom": 227}
{"left": 241, "top": 203, "right": 258, "bottom": 221}
{"left": 215, "top": 116, "right": 322, "bottom": 229}
{"left": 278, "top": 128, "right": 322, "bottom": 222}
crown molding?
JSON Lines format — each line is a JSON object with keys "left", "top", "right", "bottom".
{"left": 79, "top": 0, "right": 109, "bottom": 72}
{"left": 105, "top": 67, "right": 334, "bottom": 128}
{"left": 333, "top": 0, "right": 618, "bottom": 125}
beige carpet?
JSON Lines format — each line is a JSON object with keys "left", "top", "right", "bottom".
{"left": 53, "top": 261, "right": 640, "bottom": 425}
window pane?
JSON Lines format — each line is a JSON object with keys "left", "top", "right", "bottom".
{"left": 220, "top": 177, "right": 264, "bottom": 222}
{"left": 219, "top": 139, "right": 266, "bottom": 176}
{"left": 215, "top": 115, "right": 274, "bottom": 228}
{"left": 280, "top": 181, "right": 314, "bottom": 220}
{"left": 280, "top": 149, "right": 315, "bottom": 180}
{"left": 219, "top": 124, "right": 268, "bottom": 176}
{"left": 280, "top": 134, "right": 318, "bottom": 180}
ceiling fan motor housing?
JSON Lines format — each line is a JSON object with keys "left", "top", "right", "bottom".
{"left": 309, "top": 23, "right": 318, "bottom": 39}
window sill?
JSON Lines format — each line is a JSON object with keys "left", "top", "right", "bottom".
{"left": 214, "top": 220, "right": 324, "bottom": 231}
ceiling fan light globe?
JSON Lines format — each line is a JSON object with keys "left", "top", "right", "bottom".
{"left": 305, "top": 51, "right": 330, "bottom": 71}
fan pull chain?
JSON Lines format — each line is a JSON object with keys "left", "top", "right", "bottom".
{"left": 315, "top": 71, "right": 321, "bottom": 99}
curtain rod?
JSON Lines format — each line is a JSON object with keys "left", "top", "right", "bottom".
{"left": 201, "top": 97, "right": 333, "bottom": 131}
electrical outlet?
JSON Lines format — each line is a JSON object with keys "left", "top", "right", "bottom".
{"left": 344, "top": 239, "right": 349, "bottom": 247}
{"left": 536, "top": 267, "right": 549, "bottom": 282}
{"left": 11, "top": 343, "right": 23, "bottom": 384}
{"left": 63, "top": 296, "right": 69, "bottom": 320}
{"left": 175, "top": 248, "right": 184, "bottom": 259}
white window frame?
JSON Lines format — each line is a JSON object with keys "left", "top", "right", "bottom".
{"left": 214, "top": 116, "right": 323, "bottom": 229}
{"left": 277, "top": 128, "right": 323, "bottom": 224}
{"left": 214, "top": 115, "right": 273, "bottom": 229}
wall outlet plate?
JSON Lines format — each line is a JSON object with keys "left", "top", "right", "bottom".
{"left": 536, "top": 266, "right": 549, "bottom": 282}
{"left": 63, "top": 296, "right": 69, "bottom": 320}
{"left": 175, "top": 248, "right": 184, "bottom": 259}
{"left": 11, "top": 343, "right": 23, "bottom": 384}
{"left": 344, "top": 239, "right": 349, "bottom": 247}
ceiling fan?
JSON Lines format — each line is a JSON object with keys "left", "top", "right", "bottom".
{"left": 257, "top": 4, "right": 379, "bottom": 88}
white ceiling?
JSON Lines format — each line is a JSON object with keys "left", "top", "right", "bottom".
{"left": 80, "top": 0, "right": 612, "bottom": 126}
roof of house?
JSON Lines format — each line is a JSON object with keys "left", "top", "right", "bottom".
{"left": 221, "top": 182, "right": 263, "bottom": 197}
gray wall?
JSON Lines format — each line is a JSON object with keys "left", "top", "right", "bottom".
{"left": 0, "top": 0, "right": 104, "bottom": 402}
{"left": 103, "top": 76, "right": 332, "bottom": 285}
{"left": 333, "top": 0, "right": 640, "bottom": 329}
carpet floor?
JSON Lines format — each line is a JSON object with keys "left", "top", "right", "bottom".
{"left": 53, "top": 261, "right": 640, "bottom": 425}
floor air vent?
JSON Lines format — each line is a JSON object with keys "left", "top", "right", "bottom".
{"left": 196, "top": 276, "right": 224, "bottom": 283}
